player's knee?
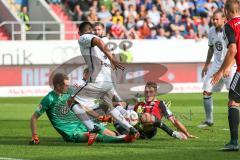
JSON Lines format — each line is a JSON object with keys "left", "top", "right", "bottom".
{"left": 228, "top": 100, "right": 240, "bottom": 107}
{"left": 203, "top": 91, "right": 212, "bottom": 98}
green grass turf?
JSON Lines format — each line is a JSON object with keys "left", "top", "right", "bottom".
{"left": 0, "top": 93, "right": 239, "bottom": 160}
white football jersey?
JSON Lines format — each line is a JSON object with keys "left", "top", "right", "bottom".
{"left": 208, "top": 26, "right": 228, "bottom": 68}
{"left": 78, "top": 34, "right": 113, "bottom": 83}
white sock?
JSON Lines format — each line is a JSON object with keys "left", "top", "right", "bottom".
{"left": 203, "top": 95, "right": 213, "bottom": 123}
{"left": 72, "top": 104, "right": 94, "bottom": 130}
{"left": 115, "top": 105, "right": 128, "bottom": 117}
{"left": 109, "top": 108, "right": 132, "bottom": 130}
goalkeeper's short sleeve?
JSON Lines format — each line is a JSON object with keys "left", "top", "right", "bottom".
{"left": 35, "top": 95, "right": 51, "bottom": 116}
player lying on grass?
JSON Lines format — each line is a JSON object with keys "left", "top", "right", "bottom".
{"left": 113, "top": 81, "right": 197, "bottom": 139}
{"left": 29, "top": 73, "right": 135, "bottom": 145}
{"left": 134, "top": 81, "right": 197, "bottom": 139}
{"left": 125, "top": 81, "right": 197, "bottom": 139}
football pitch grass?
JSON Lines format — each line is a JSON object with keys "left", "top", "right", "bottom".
{"left": 0, "top": 93, "right": 239, "bottom": 160}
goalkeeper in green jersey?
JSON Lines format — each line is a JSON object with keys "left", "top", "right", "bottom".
{"left": 29, "top": 73, "right": 134, "bottom": 145}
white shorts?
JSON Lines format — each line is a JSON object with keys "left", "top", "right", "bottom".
{"left": 73, "top": 81, "right": 117, "bottom": 109}
{"left": 202, "top": 65, "right": 236, "bottom": 92}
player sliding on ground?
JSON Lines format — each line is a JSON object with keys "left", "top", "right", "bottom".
{"left": 68, "top": 21, "right": 139, "bottom": 145}
{"left": 133, "top": 81, "right": 197, "bottom": 139}
{"left": 29, "top": 73, "right": 135, "bottom": 145}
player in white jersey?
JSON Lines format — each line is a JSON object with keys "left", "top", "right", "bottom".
{"left": 198, "top": 10, "right": 236, "bottom": 128}
{"left": 69, "top": 22, "right": 139, "bottom": 145}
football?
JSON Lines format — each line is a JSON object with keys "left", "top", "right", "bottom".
{"left": 125, "top": 110, "right": 139, "bottom": 126}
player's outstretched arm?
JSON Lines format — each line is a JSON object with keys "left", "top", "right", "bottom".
{"left": 168, "top": 116, "right": 197, "bottom": 138}
{"left": 92, "top": 37, "right": 125, "bottom": 71}
{"left": 29, "top": 113, "right": 40, "bottom": 145}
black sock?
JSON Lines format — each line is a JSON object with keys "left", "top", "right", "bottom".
{"left": 228, "top": 107, "right": 239, "bottom": 145}
{"left": 154, "top": 121, "right": 173, "bottom": 136}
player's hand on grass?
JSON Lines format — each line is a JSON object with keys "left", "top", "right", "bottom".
{"left": 187, "top": 134, "right": 199, "bottom": 139}
{"left": 29, "top": 134, "right": 40, "bottom": 145}
{"left": 211, "top": 70, "right": 223, "bottom": 85}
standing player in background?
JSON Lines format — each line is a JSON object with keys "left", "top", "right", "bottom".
{"left": 212, "top": 0, "right": 240, "bottom": 151}
{"left": 199, "top": 10, "right": 236, "bottom": 128}
{"left": 69, "top": 22, "right": 139, "bottom": 145}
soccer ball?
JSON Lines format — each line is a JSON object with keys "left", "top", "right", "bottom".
{"left": 125, "top": 110, "right": 139, "bottom": 126}
{"left": 141, "top": 113, "right": 156, "bottom": 124}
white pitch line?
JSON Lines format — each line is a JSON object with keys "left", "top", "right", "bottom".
{"left": 0, "top": 157, "right": 29, "bottom": 160}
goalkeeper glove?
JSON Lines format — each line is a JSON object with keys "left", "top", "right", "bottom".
{"left": 98, "top": 115, "right": 112, "bottom": 123}
{"left": 29, "top": 134, "right": 40, "bottom": 145}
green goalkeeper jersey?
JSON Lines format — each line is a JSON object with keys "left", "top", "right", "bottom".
{"left": 35, "top": 89, "right": 86, "bottom": 141}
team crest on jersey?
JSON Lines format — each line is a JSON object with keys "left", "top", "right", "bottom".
{"left": 60, "top": 105, "right": 70, "bottom": 115}
{"left": 215, "top": 41, "right": 223, "bottom": 51}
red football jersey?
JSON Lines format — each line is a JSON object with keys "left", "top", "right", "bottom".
{"left": 224, "top": 17, "right": 240, "bottom": 72}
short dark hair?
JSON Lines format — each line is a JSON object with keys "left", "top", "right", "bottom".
{"left": 145, "top": 81, "right": 157, "bottom": 91}
{"left": 78, "top": 21, "right": 93, "bottom": 34}
{"left": 94, "top": 22, "right": 105, "bottom": 29}
{"left": 52, "top": 73, "right": 68, "bottom": 89}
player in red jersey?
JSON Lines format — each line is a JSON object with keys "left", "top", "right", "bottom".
{"left": 212, "top": 0, "right": 240, "bottom": 151}
{"left": 133, "top": 81, "right": 197, "bottom": 139}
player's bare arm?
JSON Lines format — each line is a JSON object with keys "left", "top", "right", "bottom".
{"left": 168, "top": 116, "right": 198, "bottom": 138}
{"left": 211, "top": 43, "right": 237, "bottom": 85}
{"left": 92, "top": 37, "right": 125, "bottom": 71}
{"left": 202, "top": 46, "right": 214, "bottom": 78}
{"left": 30, "top": 112, "right": 40, "bottom": 144}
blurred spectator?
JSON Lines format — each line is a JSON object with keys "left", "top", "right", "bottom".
{"left": 155, "top": 0, "right": 164, "bottom": 13}
{"left": 14, "top": 0, "right": 31, "bottom": 31}
{"left": 169, "top": 14, "right": 185, "bottom": 35}
{"left": 87, "top": 7, "right": 99, "bottom": 22}
{"left": 112, "top": 9, "right": 124, "bottom": 25}
{"left": 98, "top": 5, "right": 112, "bottom": 27}
{"left": 66, "top": 0, "right": 83, "bottom": 21}
{"left": 184, "top": 17, "right": 197, "bottom": 36}
{"left": 99, "top": 0, "right": 112, "bottom": 11}
{"left": 147, "top": 28, "right": 158, "bottom": 39}
{"left": 156, "top": 27, "right": 168, "bottom": 39}
{"left": 112, "top": 0, "right": 124, "bottom": 13}
{"left": 176, "top": 0, "right": 189, "bottom": 14}
{"left": 145, "top": 0, "right": 153, "bottom": 11}
{"left": 162, "top": 0, "right": 175, "bottom": 15}
{"left": 119, "top": 44, "right": 133, "bottom": 63}
{"left": 147, "top": 5, "right": 161, "bottom": 26}
{"left": 110, "top": 19, "right": 126, "bottom": 39}
{"left": 197, "top": 17, "right": 210, "bottom": 38}
{"left": 124, "top": 4, "right": 138, "bottom": 21}
{"left": 125, "top": 16, "right": 136, "bottom": 30}
{"left": 138, "top": 4, "right": 148, "bottom": 19}
{"left": 138, "top": 18, "right": 152, "bottom": 39}
{"left": 126, "top": 28, "right": 139, "bottom": 39}
{"left": 171, "top": 30, "right": 184, "bottom": 39}
{"left": 184, "top": 28, "right": 198, "bottom": 39}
